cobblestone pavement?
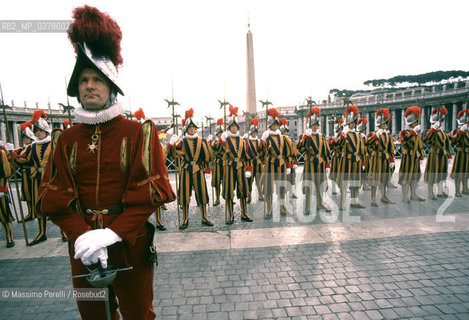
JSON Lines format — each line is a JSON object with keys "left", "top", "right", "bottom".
{"left": 0, "top": 231, "right": 468, "bottom": 319}
{"left": 0, "top": 160, "right": 468, "bottom": 319}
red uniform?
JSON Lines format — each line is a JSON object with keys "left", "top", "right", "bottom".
{"left": 36, "top": 115, "right": 175, "bottom": 319}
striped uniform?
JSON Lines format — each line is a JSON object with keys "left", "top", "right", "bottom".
{"left": 15, "top": 145, "right": 34, "bottom": 219}
{"left": 261, "top": 133, "right": 292, "bottom": 215}
{"left": 222, "top": 135, "right": 252, "bottom": 222}
{"left": 246, "top": 137, "right": 263, "bottom": 199}
{"left": 398, "top": 129, "right": 424, "bottom": 185}
{"left": 0, "top": 149, "right": 14, "bottom": 246}
{"left": 283, "top": 135, "right": 299, "bottom": 194}
{"left": 15, "top": 139, "right": 51, "bottom": 242}
{"left": 423, "top": 129, "right": 451, "bottom": 184}
{"left": 210, "top": 140, "right": 224, "bottom": 198}
{"left": 329, "top": 133, "right": 343, "bottom": 184}
{"left": 298, "top": 132, "right": 331, "bottom": 211}
{"left": 337, "top": 131, "right": 366, "bottom": 188}
{"left": 361, "top": 133, "right": 372, "bottom": 187}
{"left": 450, "top": 129, "right": 469, "bottom": 190}
{"left": 367, "top": 131, "right": 395, "bottom": 187}
{"left": 173, "top": 136, "right": 213, "bottom": 225}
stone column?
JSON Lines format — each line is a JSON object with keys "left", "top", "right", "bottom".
{"left": 0, "top": 122, "right": 5, "bottom": 142}
{"left": 12, "top": 122, "right": 19, "bottom": 148}
{"left": 391, "top": 110, "right": 396, "bottom": 135}
{"left": 325, "top": 115, "right": 330, "bottom": 137}
{"left": 453, "top": 103, "right": 458, "bottom": 130}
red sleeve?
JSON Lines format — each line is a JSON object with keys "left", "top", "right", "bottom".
{"left": 110, "top": 123, "right": 175, "bottom": 245}
{"left": 36, "top": 134, "right": 90, "bottom": 242}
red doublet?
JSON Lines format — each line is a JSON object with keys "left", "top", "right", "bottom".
{"left": 37, "top": 115, "right": 175, "bottom": 319}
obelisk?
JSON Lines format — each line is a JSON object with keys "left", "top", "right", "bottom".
{"left": 246, "top": 20, "right": 257, "bottom": 115}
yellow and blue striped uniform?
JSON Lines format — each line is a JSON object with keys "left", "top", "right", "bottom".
{"left": 173, "top": 136, "right": 213, "bottom": 225}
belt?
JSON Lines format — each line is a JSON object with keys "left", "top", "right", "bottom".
{"left": 83, "top": 205, "right": 123, "bottom": 216}
{"left": 273, "top": 155, "right": 283, "bottom": 159}
{"left": 233, "top": 158, "right": 240, "bottom": 162}
{"left": 38, "top": 168, "right": 45, "bottom": 173}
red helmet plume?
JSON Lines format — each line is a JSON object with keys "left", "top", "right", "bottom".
{"left": 63, "top": 120, "right": 70, "bottom": 127}
{"left": 228, "top": 105, "right": 238, "bottom": 117}
{"left": 216, "top": 118, "right": 223, "bottom": 126}
{"left": 20, "top": 121, "right": 33, "bottom": 131}
{"left": 250, "top": 117, "right": 259, "bottom": 126}
{"left": 308, "top": 107, "right": 320, "bottom": 117}
{"left": 32, "top": 109, "right": 47, "bottom": 124}
{"left": 267, "top": 108, "right": 279, "bottom": 119}
{"left": 133, "top": 108, "right": 145, "bottom": 121}
{"left": 280, "top": 118, "right": 288, "bottom": 125}
{"left": 184, "top": 108, "right": 194, "bottom": 120}
{"left": 405, "top": 106, "right": 421, "bottom": 117}
{"left": 68, "top": 5, "right": 123, "bottom": 69}
{"left": 344, "top": 105, "right": 358, "bottom": 116}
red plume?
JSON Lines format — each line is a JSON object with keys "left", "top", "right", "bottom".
{"left": 339, "top": 118, "right": 344, "bottom": 124}
{"left": 267, "top": 108, "right": 279, "bottom": 119}
{"left": 63, "top": 120, "right": 70, "bottom": 127}
{"left": 310, "top": 106, "right": 321, "bottom": 115}
{"left": 133, "top": 108, "right": 145, "bottom": 120}
{"left": 216, "top": 118, "right": 223, "bottom": 126}
{"left": 439, "top": 107, "right": 448, "bottom": 115}
{"left": 431, "top": 108, "right": 438, "bottom": 115}
{"left": 184, "top": 108, "right": 194, "bottom": 120}
{"left": 181, "top": 119, "right": 186, "bottom": 128}
{"left": 383, "top": 108, "right": 390, "bottom": 120}
{"left": 20, "top": 121, "right": 33, "bottom": 131}
{"left": 345, "top": 105, "right": 358, "bottom": 116}
{"left": 32, "top": 109, "right": 47, "bottom": 124}
{"left": 405, "top": 106, "right": 421, "bottom": 117}
{"left": 68, "top": 5, "right": 123, "bottom": 69}
{"left": 228, "top": 105, "right": 238, "bottom": 117}
{"left": 457, "top": 110, "right": 465, "bottom": 118}
{"left": 357, "top": 118, "right": 367, "bottom": 125}
{"left": 250, "top": 117, "right": 259, "bottom": 126}
{"left": 280, "top": 118, "right": 288, "bottom": 125}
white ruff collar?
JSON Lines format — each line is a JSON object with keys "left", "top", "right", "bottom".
{"left": 269, "top": 129, "right": 281, "bottom": 136}
{"left": 228, "top": 131, "right": 239, "bottom": 138}
{"left": 74, "top": 102, "right": 124, "bottom": 125}
{"left": 35, "top": 136, "right": 51, "bottom": 145}
{"left": 249, "top": 136, "right": 258, "bottom": 141}
{"left": 184, "top": 132, "right": 198, "bottom": 139}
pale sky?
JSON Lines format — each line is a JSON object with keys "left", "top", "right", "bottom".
{"left": 1, "top": 0, "right": 468, "bottom": 125}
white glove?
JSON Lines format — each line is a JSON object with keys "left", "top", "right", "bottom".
{"left": 293, "top": 164, "right": 298, "bottom": 170}
{"left": 207, "top": 134, "right": 214, "bottom": 141}
{"left": 81, "top": 247, "right": 108, "bottom": 268}
{"left": 419, "top": 160, "right": 423, "bottom": 167}
{"left": 243, "top": 133, "right": 249, "bottom": 139}
{"left": 362, "top": 165, "right": 365, "bottom": 171}
{"left": 432, "top": 122, "right": 440, "bottom": 130}
{"left": 448, "top": 158, "right": 451, "bottom": 165}
{"left": 0, "top": 192, "right": 4, "bottom": 198}
{"left": 286, "top": 168, "right": 291, "bottom": 175}
{"left": 221, "top": 131, "right": 229, "bottom": 142}
{"left": 326, "top": 168, "right": 330, "bottom": 174}
{"left": 74, "top": 228, "right": 122, "bottom": 264}
{"left": 305, "top": 128, "right": 313, "bottom": 137}
{"left": 169, "top": 135, "right": 180, "bottom": 146}
{"left": 413, "top": 125, "right": 421, "bottom": 133}
{"left": 390, "top": 162, "right": 395, "bottom": 169}
{"left": 261, "top": 130, "right": 270, "bottom": 142}
{"left": 376, "top": 129, "right": 383, "bottom": 137}
{"left": 461, "top": 124, "right": 468, "bottom": 132}
{"left": 205, "top": 173, "right": 211, "bottom": 180}
{"left": 342, "top": 125, "right": 350, "bottom": 136}
{"left": 245, "top": 171, "right": 252, "bottom": 178}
